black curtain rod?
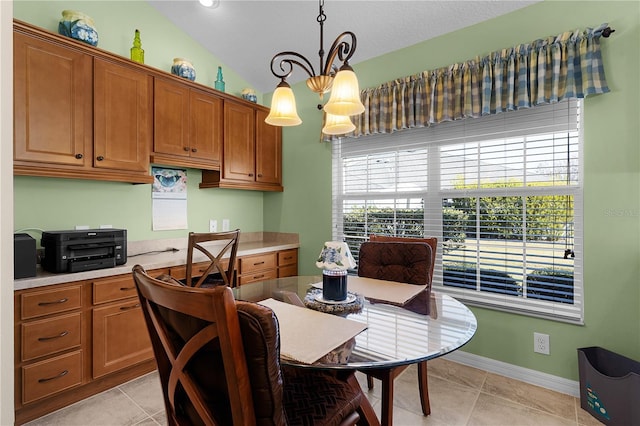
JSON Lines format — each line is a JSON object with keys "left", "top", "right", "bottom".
{"left": 602, "top": 27, "right": 615, "bottom": 37}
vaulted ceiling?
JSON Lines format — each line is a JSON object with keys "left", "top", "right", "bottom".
{"left": 148, "top": 1, "right": 539, "bottom": 93}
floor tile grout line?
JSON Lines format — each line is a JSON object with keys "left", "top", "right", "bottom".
{"left": 116, "top": 385, "right": 161, "bottom": 421}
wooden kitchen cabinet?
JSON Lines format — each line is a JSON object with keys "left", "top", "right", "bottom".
{"left": 223, "top": 100, "right": 256, "bottom": 182}
{"left": 238, "top": 252, "right": 278, "bottom": 285}
{"left": 152, "top": 77, "right": 223, "bottom": 170}
{"left": 277, "top": 248, "right": 298, "bottom": 278}
{"left": 255, "top": 109, "right": 283, "bottom": 186}
{"left": 91, "top": 274, "right": 154, "bottom": 379}
{"left": 13, "top": 30, "right": 93, "bottom": 169}
{"left": 14, "top": 282, "right": 88, "bottom": 422}
{"left": 14, "top": 270, "right": 167, "bottom": 425}
{"left": 200, "top": 99, "right": 283, "bottom": 191}
{"left": 13, "top": 21, "right": 153, "bottom": 184}
{"left": 93, "top": 58, "right": 152, "bottom": 176}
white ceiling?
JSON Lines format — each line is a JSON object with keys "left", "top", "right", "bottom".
{"left": 147, "top": 0, "right": 539, "bottom": 93}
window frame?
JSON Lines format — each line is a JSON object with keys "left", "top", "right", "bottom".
{"left": 332, "top": 99, "right": 584, "bottom": 324}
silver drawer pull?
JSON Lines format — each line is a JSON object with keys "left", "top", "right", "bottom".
{"left": 38, "top": 370, "right": 68, "bottom": 383}
{"left": 120, "top": 303, "right": 141, "bottom": 311}
{"left": 38, "top": 298, "right": 68, "bottom": 306}
{"left": 38, "top": 331, "right": 69, "bottom": 342}
{"left": 120, "top": 286, "right": 135, "bottom": 291}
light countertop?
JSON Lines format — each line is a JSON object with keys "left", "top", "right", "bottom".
{"left": 14, "top": 232, "right": 299, "bottom": 291}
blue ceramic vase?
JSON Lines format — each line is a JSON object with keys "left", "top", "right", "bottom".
{"left": 171, "top": 58, "right": 196, "bottom": 81}
{"left": 58, "top": 10, "right": 98, "bottom": 47}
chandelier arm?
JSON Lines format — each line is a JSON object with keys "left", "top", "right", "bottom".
{"left": 270, "top": 51, "right": 318, "bottom": 80}
{"left": 321, "top": 31, "right": 357, "bottom": 76}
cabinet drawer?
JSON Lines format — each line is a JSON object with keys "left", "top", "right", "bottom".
{"left": 278, "top": 264, "right": 298, "bottom": 278}
{"left": 170, "top": 260, "right": 230, "bottom": 281}
{"left": 239, "top": 253, "right": 276, "bottom": 274}
{"left": 22, "top": 350, "right": 83, "bottom": 404}
{"left": 238, "top": 269, "right": 277, "bottom": 286}
{"left": 21, "top": 285, "right": 82, "bottom": 320}
{"left": 93, "top": 274, "right": 138, "bottom": 305}
{"left": 22, "top": 312, "right": 81, "bottom": 362}
{"left": 278, "top": 249, "right": 297, "bottom": 266}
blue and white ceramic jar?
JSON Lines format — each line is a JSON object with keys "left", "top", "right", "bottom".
{"left": 171, "top": 58, "right": 196, "bottom": 81}
{"left": 58, "top": 10, "right": 98, "bottom": 47}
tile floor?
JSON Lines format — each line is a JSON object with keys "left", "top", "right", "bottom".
{"left": 24, "top": 358, "right": 603, "bottom": 426}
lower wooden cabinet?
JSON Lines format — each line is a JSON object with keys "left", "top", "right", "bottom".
{"left": 238, "top": 252, "right": 277, "bottom": 285}
{"left": 14, "top": 270, "right": 165, "bottom": 425}
{"left": 92, "top": 299, "right": 152, "bottom": 379}
{"left": 13, "top": 247, "right": 297, "bottom": 424}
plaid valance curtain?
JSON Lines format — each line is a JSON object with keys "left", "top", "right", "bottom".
{"left": 351, "top": 23, "right": 611, "bottom": 137}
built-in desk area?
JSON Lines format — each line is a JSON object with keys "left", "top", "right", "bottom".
{"left": 13, "top": 232, "right": 298, "bottom": 425}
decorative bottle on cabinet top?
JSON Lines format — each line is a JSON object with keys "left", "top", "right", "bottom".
{"left": 215, "top": 66, "right": 225, "bottom": 92}
{"left": 58, "top": 10, "right": 99, "bottom": 46}
{"left": 171, "top": 58, "right": 196, "bottom": 81}
{"left": 130, "top": 29, "right": 144, "bottom": 64}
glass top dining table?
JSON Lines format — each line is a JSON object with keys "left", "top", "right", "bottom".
{"left": 232, "top": 275, "right": 478, "bottom": 371}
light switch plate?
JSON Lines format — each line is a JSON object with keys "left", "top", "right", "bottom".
{"left": 209, "top": 219, "right": 217, "bottom": 232}
{"left": 222, "top": 219, "right": 230, "bottom": 231}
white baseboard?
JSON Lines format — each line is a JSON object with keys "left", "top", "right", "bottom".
{"left": 443, "top": 351, "right": 580, "bottom": 398}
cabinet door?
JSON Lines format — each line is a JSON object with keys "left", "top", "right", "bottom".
{"left": 13, "top": 32, "right": 92, "bottom": 167}
{"left": 190, "top": 89, "right": 223, "bottom": 165}
{"left": 255, "top": 109, "right": 282, "bottom": 185}
{"left": 223, "top": 101, "right": 255, "bottom": 182}
{"left": 92, "top": 298, "right": 153, "bottom": 378}
{"left": 93, "top": 58, "right": 151, "bottom": 173}
{"left": 154, "top": 77, "right": 190, "bottom": 157}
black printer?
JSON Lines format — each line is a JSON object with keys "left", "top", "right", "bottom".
{"left": 41, "top": 229, "right": 127, "bottom": 273}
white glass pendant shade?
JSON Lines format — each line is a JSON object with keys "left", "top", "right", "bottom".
{"left": 322, "top": 113, "right": 355, "bottom": 135}
{"left": 265, "top": 83, "right": 302, "bottom": 126}
{"left": 323, "top": 67, "right": 365, "bottom": 117}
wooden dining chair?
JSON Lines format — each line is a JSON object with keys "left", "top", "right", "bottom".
{"left": 185, "top": 229, "right": 240, "bottom": 288}
{"left": 132, "top": 264, "right": 365, "bottom": 426}
{"left": 358, "top": 235, "right": 437, "bottom": 422}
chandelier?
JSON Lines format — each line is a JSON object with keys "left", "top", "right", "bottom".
{"left": 264, "top": 0, "right": 365, "bottom": 135}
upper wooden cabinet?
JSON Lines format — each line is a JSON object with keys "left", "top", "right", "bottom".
{"left": 13, "top": 31, "right": 93, "bottom": 169}
{"left": 151, "top": 77, "right": 223, "bottom": 170}
{"left": 93, "top": 58, "right": 152, "bottom": 175}
{"left": 200, "top": 100, "right": 283, "bottom": 191}
{"left": 13, "top": 20, "right": 283, "bottom": 191}
{"left": 13, "top": 22, "right": 153, "bottom": 184}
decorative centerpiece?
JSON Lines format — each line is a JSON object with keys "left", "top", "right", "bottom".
{"left": 316, "top": 241, "right": 356, "bottom": 302}
{"left": 242, "top": 88, "right": 258, "bottom": 103}
{"left": 171, "top": 58, "right": 196, "bottom": 81}
{"left": 58, "top": 10, "right": 98, "bottom": 46}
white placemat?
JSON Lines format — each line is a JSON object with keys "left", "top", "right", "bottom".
{"left": 258, "top": 298, "right": 367, "bottom": 364}
{"left": 313, "top": 276, "right": 427, "bottom": 305}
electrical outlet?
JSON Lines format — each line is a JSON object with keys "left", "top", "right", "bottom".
{"left": 222, "top": 219, "right": 230, "bottom": 231}
{"left": 209, "top": 219, "right": 217, "bottom": 232}
{"left": 534, "top": 332, "right": 550, "bottom": 355}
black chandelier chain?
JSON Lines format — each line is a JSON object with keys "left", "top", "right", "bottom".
{"left": 269, "top": 0, "right": 358, "bottom": 83}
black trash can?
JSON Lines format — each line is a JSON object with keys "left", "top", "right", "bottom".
{"left": 578, "top": 346, "right": 640, "bottom": 425}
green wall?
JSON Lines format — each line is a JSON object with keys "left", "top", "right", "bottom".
{"left": 13, "top": 0, "right": 640, "bottom": 381}
{"left": 264, "top": 0, "right": 640, "bottom": 380}
{"left": 13, "top": 1, "right": 267, "bottom": 241}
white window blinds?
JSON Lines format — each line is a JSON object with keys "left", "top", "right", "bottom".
{"left": 333, "top": 99, "right": 583, "bottom": 323}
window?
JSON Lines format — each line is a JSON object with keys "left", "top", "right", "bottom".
{"left": 333, "top": 99, "right": 583, "bottom": 323}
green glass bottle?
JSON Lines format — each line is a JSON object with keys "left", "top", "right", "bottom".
{"left": 130, "top": 29, "right": 144, "bottom": 64}
{"left": 215, "top": 66, "right": 225, "bottom": 92}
